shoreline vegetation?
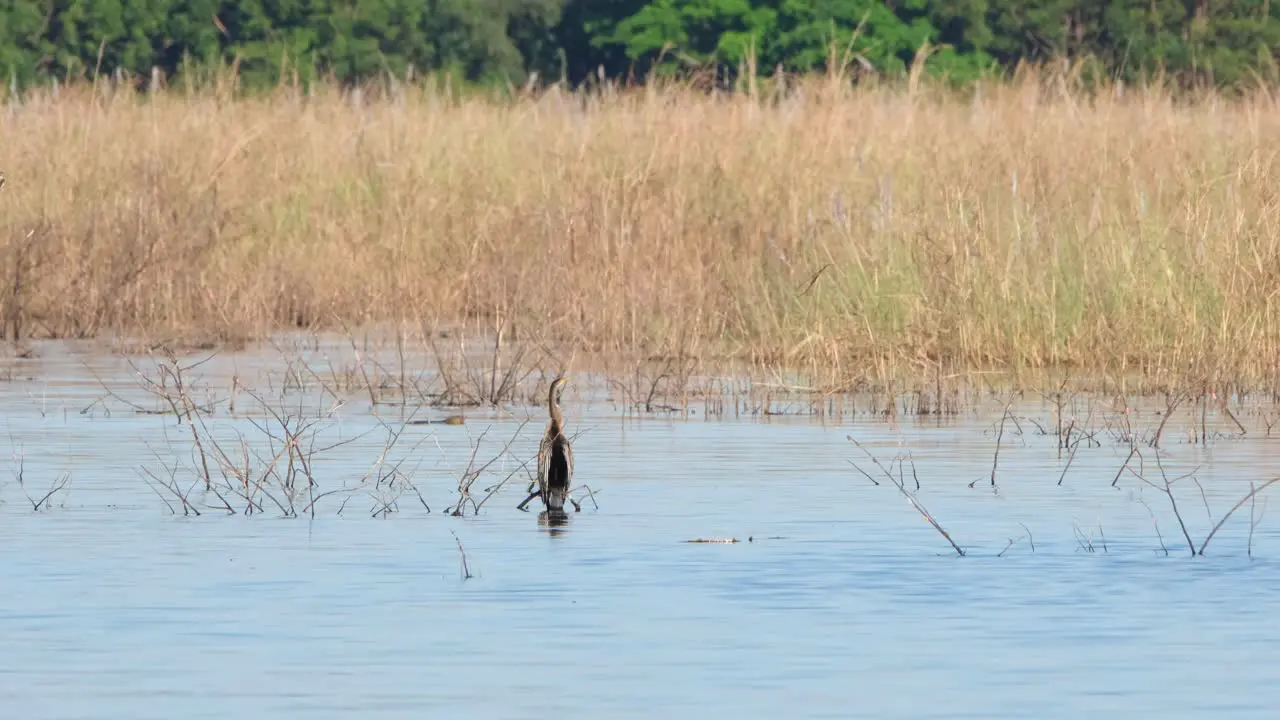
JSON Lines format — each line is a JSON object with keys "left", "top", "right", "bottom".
{"left": 3, "top": 66, "right": 1280, "bottom": 395}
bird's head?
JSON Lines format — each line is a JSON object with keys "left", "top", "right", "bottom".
{"left": 551, "top": 375, "right": 571, "bottom": 401}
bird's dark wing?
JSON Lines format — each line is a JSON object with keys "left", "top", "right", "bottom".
{"left": 546, "top": 436, "right": 572, "bottom": 489}
{"left": 562, "top": 436, "right": 574, "bottom": 486}
{"left": 536, "top": 432, "right": 552, "bottom": 495}
{"left": 543, "top": 435, "right": 573, "bottom": 511}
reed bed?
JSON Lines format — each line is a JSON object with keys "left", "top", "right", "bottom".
{"left": 3, "top": 71, "right": 1280, "bottom": 391}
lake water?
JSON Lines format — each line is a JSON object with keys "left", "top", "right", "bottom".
{"left": 2, "top": 340, "right": 1279, "bottom": 718}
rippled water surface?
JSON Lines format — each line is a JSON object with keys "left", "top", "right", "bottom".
{"left": 2, "top": 341, "right": 1280, "bottom": 718}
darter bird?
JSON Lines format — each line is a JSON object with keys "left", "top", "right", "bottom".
{"left": 537, "top": 376, "right": 573, "bottom": 512}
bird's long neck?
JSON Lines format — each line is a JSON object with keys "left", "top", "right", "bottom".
{"left": 547, "top": 384, "right": 564, "bottom": 434}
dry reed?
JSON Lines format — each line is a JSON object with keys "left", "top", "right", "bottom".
{"left": 4, "top": 69, "right": 1280, "bottom": 390}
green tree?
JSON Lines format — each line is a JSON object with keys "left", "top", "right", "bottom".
{"left": 422, "top": 0, "right": 565, "bottom": 83}
{"left": 771, "top": 0, "right": 931, "bottom": 74}
{"left": 907, "top": 0, "right": 998, "bottom": 81}
{"left": 157, "top": 0, "right": 223, "bottom": 84}
{"left": 606, "top": 0, "right": 777, "bottom": 73}
{"left": 571, "top": 1, "right": 1001, "bottom": 83}
{"left": 40, "top": 0, "right": 172, "bottom": 80}
{"left": 552, "top": 0, "right": 649, "bottom": 82}
{"left": 213, "top": 0, "right": 327, "bottom": 86}
{"left": 0, "top": 0, "right": 49, "bottom": 87}
{"left": 0, "top": 0, "right": 1278, "bottom": 93}
{"left": 1179, "top": 0, "right": 1280, "bottom": 86}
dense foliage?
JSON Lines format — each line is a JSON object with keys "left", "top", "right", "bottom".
{"left": 0, "top": 1, "right": 1277, "bottom": 89}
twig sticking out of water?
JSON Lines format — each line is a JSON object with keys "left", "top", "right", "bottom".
{"left": 362, "top": 411, "right": 436, "bottom": 518}
{"left": 968, "top": 403, "right": 1011, "bottom": 489}
{"left": 1057, "top": 435, "right": 1079, "bottom": 486}
{"left": 997, "top": 537, "right": 1017, "bottom": 556}
{"left": 1249, "top": 485, "right": 1267, "bottom": 559}
{"left": 1137, "top": 497, "right": 1169, "bottom": 556}
{"left": 450, "top": 530, "right": 473, "bottom": 580}
{"left": 9, "top": 441, "right": 71, "bottom": 512}
{"left": 155, "top": 351, "right": 216, "bottom": 489}
{"left": 847, "top": 435, "right": 965, "bottom": 557}
{"left": 447, "top": 421, "right": 529, "bottom": 517}
{"left": 569, "top": 484, "right": 600, "bottom": 511}
{"left": 1197, "top": 388, "right": 1208, "bottom": 445}
{"left": 1127, "top": 456, "right": 1277, "bottom": 557}
{"left": 1192, "top": 477, "right": 1213, "bottom": 522}
{"left": 1019, "top": 522, "right": 1035, "bottom": 552}
{"left": 990, "top": 406, "right": 1010, "bottom": 487}
{"left": 337, "top": 320, "right": 380, "bottom": 408}
{"left": 426, "top": 315, "right": 539, "bottom": 407}
{"left": 1198, "top": 478, "right": 1280, "bottom": 556}
{"left": 1045, "top": 381, "right": 1072, "bottom": 453}
{"left": 1138, "top": 454, "right": 1196, "bottom": 557}
{"left": 516, "top": 488, "right": 541, "bottom": 511}
{"left": 1069, "top": 522, "right": 1107, "bottom": 553}
{"left": 1217, "top": 393, "right": 1247, "bottom": 438}
{"left": 474, "top": 457, "right": 533, "bottom": 514}
{"left": 846, "top": 459, "right": 879, "bottom": 486}
{"left": 993, "top": 530, "right": 1034, "bottom": 558}
{"left": 139, "top": 454, "right": 204, "bottom": 516}
{"left": 30, "top": 472, "right": 70, "bottom": 511}
{"left": 1111, "top": 446, "right": 1139, "bottom": 487}
{"left": 1072, "top": 523, "right": 1095, "bottom": 553}
{"left": 1150, "top": 390, "right": 1185, "bottom": 449}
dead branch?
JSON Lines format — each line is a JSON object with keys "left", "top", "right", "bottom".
{"left": 450, "top": 530, "right": 473, "bottom": 580}
{"left": 1198, "top": 478, "right": 1280, "bottom": 556}
{"left": 848, "top": 435, "right": 964, "bottom": 557}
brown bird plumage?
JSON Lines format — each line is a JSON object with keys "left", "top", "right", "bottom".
{"left": 537, "top": 376, "right": 574, "bottom": 511}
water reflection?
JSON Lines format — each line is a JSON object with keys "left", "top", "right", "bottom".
{"left": 538, "top": 509, "right": 572, "bottom": 536}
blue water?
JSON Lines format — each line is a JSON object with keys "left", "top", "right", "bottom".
{"left": 2, "top": 341, "right": 1279, "bottom": 718}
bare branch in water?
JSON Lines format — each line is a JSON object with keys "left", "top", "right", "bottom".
{"left": 848, "top": 435, "right": 964, "bottom": 557}
{"left": 1017, "top": 522, "right": 1035, "bottom": 552}
{"left": 516, "top": 489, "right": 541, "bottom": 511}
{"left": 1192, "top": 477, "right": 1213, "bottom": 522}
{"left": 1198, "top": 478, "right": 1280, "bottom": 556}
{"left": 1072, "top": 523, "right": 1095, "bottom": 553}
{"left": 1150, "top": 390, "right": 1185, "bottom": 449}
{"left": 989, "top": 404, "right": 1011, "bottom": 487}
{"left": 570, "top": 484, "right": 600, "bottom": 511}
{"left": 1112, "top": 446, "right": 1138, "bottom": 487}
{"left": 450, "top": 530, "right": 473, "bottom": 580}
{"left": 1147, "top": 454, "right": 1195, "bottom": 557}
{"left": 1137, "top": 497, "right": 1169, "bottom": 556}
{"left": 997, "top": 535, "right": 1027, "bottom": 557}
{"left": 1057, "top": 439, "right": 1079, "bottom": 486}
{"left": 31, "top": 472, "right": 71, "bottom": 511}
{"left": 1249, "top": 493, "right": 1267, "bottom": 559}
{"left": 847, "top": 459, "right": 880, "bottom": 486}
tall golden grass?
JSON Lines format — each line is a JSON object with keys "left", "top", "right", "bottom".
{"left": 2, "top": 71, "right": 1279, "bottom": 388}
